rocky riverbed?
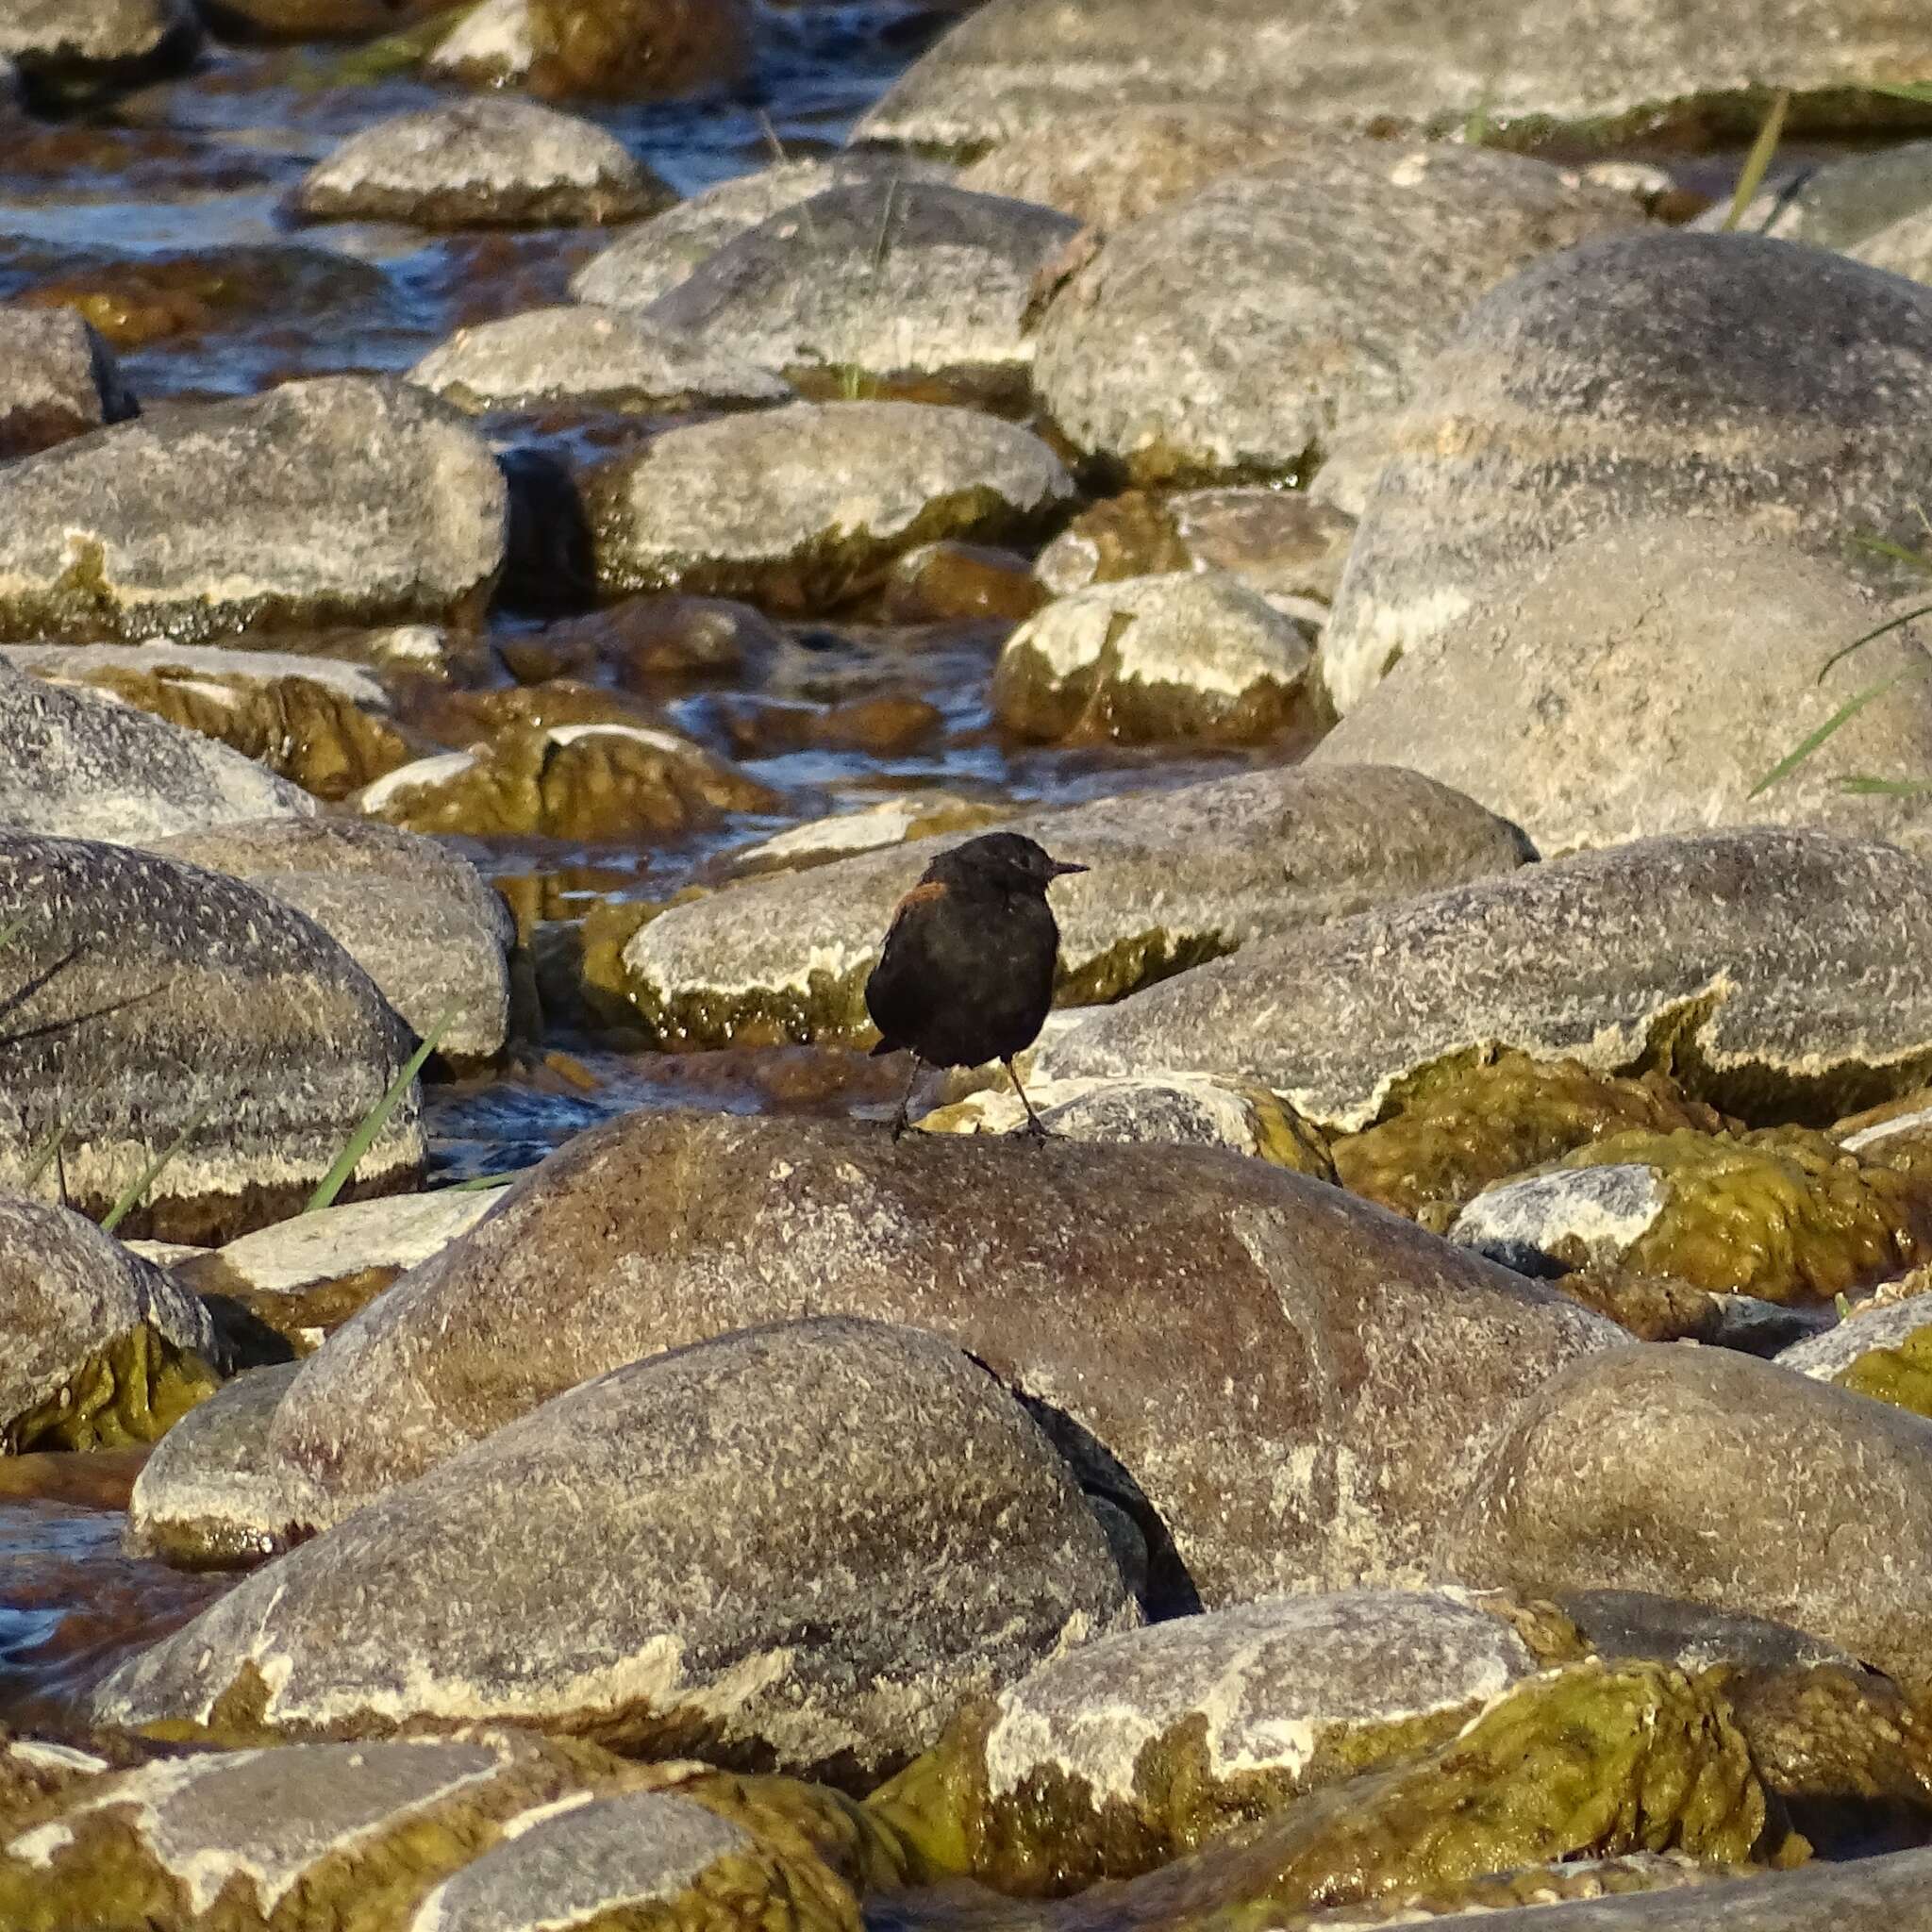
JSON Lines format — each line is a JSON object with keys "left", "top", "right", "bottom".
{"left": 10, "top": 2, "right": 1932, "bottom": 1928}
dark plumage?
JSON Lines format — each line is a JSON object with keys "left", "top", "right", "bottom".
{"left": 865, "top": 831, "right": 1088, "bottom": 1140}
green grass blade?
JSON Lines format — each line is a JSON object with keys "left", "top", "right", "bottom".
{"left": 23, "top": 1116, "right": 72, "bottom": 1191}
{"left": 1721, "top": 90, "right": 1791, "bottom": 231}
{"left": 1870, "top": 83, "right": 1932, "bottom": 105}
{"left": 100, "top": 1101, "right": 215, "bottom": 1235}
{"left": 445, "top": 1164, "right": 539, "bottom": 1193}
{"left": 0, "top": 915, "right": 27, "bottom": 953}
{"left": 1851, "top": 534, "right": 1932, "bottom": 573}
{"left": 304, "top": 1002, "right": 458, "bottom": 1214}
{"left": 1815, "top": 602, "right": 1932, "bottom": 683}
{"left": 1749, "top": 677, "right": 1899, "bottom": 797}
{"left": 1839, "top": 774, "right": 1932, "bottom": 796}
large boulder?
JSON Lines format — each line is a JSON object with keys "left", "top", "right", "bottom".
{"left": 1041, "top": 828, "right": 1932, "bottom": 1132}
{"left": 1313, "top": 522, "right": 1932, "bottom": 856}
{"left": 0, "top": 0, "right": 197, "bottom": 85}
{"left": 857, "top": 0, "right": 1932, "bottom": 149}
{"left": 641, "top": 181, "right": 1080, "bottom": 378}
{"left": 95, "top": 1317, "right": 1140, "bottom": 1776}
{"left": 1031, "top": 141, "right": 1640, "bottom": 489}
{"left": 0, "top": 308, "right": 136, "bottom": 460}
{"left": 611, "top": 763, "right": 1533, "bottom": 1047}
{"left": 1321, "top": 232, "right": 1932, "bottom": 713}
{"left": 1439, "top": 1342, "right": 1932, "bottom": 1703}
{"left": 258, "top": 1114, "right": 1619, "bottom": 1605}
{"left": 0, "top": 833, "right": 421, "bottom": 1241}
{"left": 0, "top": 376, "right": 506, "bottom": 643}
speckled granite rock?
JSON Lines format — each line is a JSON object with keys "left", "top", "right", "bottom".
{"left": 0, "top": 308, "right": 136, "bottom": 459}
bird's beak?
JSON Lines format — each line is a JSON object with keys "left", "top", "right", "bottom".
{"left": 1051, "top": 861, "right": 1089, "bottom": 877}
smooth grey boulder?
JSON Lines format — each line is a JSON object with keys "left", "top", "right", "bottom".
{"left": 0, "top": 376, "right": 507, "bottom": 643}
{"left": 1438, "top": 1343, "right": 1932, "bottom": 1701}
{"left": 570, "top": 154, "right": 955, "bottom": 310}
{"left": 143, "top": 816, "right": 514, "bottom": 1063}
{"left": 1451, "top": 1166, "right": 1668, "bottom": 1279}
{"left": 408, "top": 305, "right": 791, "bottom": 415}
{"left": 582, "top": 400, "right": 1074, "bottom": 608}
{"left": 1322, "top": 231, "right": 1932, "bottom": 712}
{"left": 259, "top": 1114, "right": 1619, "bottom": 1607}
{"left": 0, "top": 1194, "right": 221, "bottom": 1453}
{"left": 96, "top": 1317, "right": 1141, "bottom": 1774}
{"left": 641, "top": 181, "right": 1080, "bottom": 377}
{"left": 0, "top": 833, "right": 422, "bottom": 1241}
{"left": 1032, "top": 141, "right": 1640, "bottom": 488}
{"left": 0, "top": 308, "right": 136, "bottom": 460}
{"left": 615, "top": 763, "right": 1534, "bottom": 1047}
{"left": 1041, "top": 828, "right": 1932, "bottom": 1132}
{"left": 858, "top": 0, "right": 1932, "bottom": 150}
{"left": 295, "top": 98, "right": 670, "bottom": 228}
{"left": 0, "top": 659, "right": 316, "bottom": 842}
{"left": 1312, "top": 522, "right": 1932, "bottom": 855}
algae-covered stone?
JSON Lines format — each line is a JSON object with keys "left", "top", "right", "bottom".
{"left": 1322, "top": 233, "right": 1932, "bottom": 713}
{"left": 0, "top": 376, "right": 506, "bottom": 643}
{"left": 619, "top": 763, "right": 1531, "bottom": 1048}
{"left": 992, "top": 573, "right": 1314, "bottom": 745}
{"left": 0, "top": 308, "right": 135, "bottom": 460}
{"left": 0, "top": 1196, "right": 221, "bottom": 1454}
{"left": 1778, "top": 1296, "right": 1932, "bottom": 1421}
{"left": 1457, "top": 1127, "right": 1932, "bottom": 1306}
{"left": 641, "top": 181, "right": 1079, "bottom": 379}
{"left": 0, "top": 833, "right": 421, "bottom": 1242}
{"left": 487, "top": 0, "right": 747, "bottom": 103}
{"left": 144, "top": 815, "right": 514, "bottom": 1064}
{"left": 571, "top": 156, "right": 954, "bottom": 311}
{"left": 262, "top": 1114, "right": 1617, "bottom": 1605}
{"left": 1330, "top": 1053, "right": 1724, "bottom": 1232}
{"left": 1044, "top": 829, "right": 1932, "bottom": 1134}
{"left": 410, "top": 1788, "right": 860, "bottom": 1932}
{"left": 297, "top": 98, "right": 670, "bottom": 228}
{"left": 410, "top": 305, "right": 791, "bottom": 415}
{"left": 1441, "top": 1343, "right": 1932, "bottom": 1702}
{"left": 0, "top": 658, "right": 315, "bottom": 842}
{"left": 0, "top": 0, "right": 197, "bottom": 85}
{"left": 1031, "top": 141, "right": 1640, "bottom": 489}
{"left": 871, "top": 1590, "right": 1554, "bottom": 1894}
{"left": 582, "top": 401, "right": 1074, "bottom": 610}
{"left": 1314, "top": 523, "right": 1932, "bottom": 852}
{"left": 96, "top": 1317, "right": 1139, "bottom": 1774}
{"left": 0, "top": 1731, "right": 639, "bottom": 1931}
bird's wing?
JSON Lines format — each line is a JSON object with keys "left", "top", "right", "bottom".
{"left": 864, "top": 880, "right": 949, "bottom": 1052}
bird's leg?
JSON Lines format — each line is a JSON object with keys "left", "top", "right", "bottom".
{"left": 890, "top": 1055, "right": 922, "bottom": 1141}
{"left": 1005, "top": 1057, "right": 1050, "bottom": 1142}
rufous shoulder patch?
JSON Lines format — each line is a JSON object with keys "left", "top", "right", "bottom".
{"left": 893, "top": 879, "right": 948, "bottom": 916}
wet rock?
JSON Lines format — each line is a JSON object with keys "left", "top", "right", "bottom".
{"left": 1778, "top": 1296, "right": 1932, "bottom": 1419}
{"left": 1322, "top": 232, "right": 1932, "bottom": 713}
{"left": 143, "top": 816, "right": 514, "bottom": 1064}
{"left": 0, "top": 1196, "right": 221, "bottom": 1454}
{"left": 641, "top": 181, "right": 1079, "bottom": 378}
{"left": 410, "top": 303, "right": 791, "bottom": 414}
{"left": 1028, "top": 140, "right": 1639, "bottom": 488}
{"left": 616, "top": 763, "right": 1530, "bottom": 1047}
{"left": 1044, "top": 828, "right": 1932, "bottom": 1134}
{"left": 919, "top": 1074, "right": 1337, "bottom": 1177}
{"left": 0, "top": 376, "right": 506, "bottom": 643}
{"left": 1315, "top": 522, "right": 1932, "bottom": 853}
{"left": 201, "top": 0, "right": 448, "bottom": 38}
{"left": 96, "top": 1317, "right": 1139, "bottom": 1774}
{"left": 1037, "top": 488, "right": 1357, "bottom": 608}
{"left": 123, "top": 1361, "right": 316, "bottom": 1565}
{"left": 1453, "top": 1127, "right": 1932, "bottom": 1307}
{"left": 0, "top": 308, "right": 135, "bottom": 460}
{"left": 260, "top": 1113, "right": 1616, "bottom": 1604}
{"left": 0, "top": 833, "right": 421, "bottom": 1242}
{"left": 410, "top": 1787, "right": 861, "bottom": 1932}
{"left": 727, "top": 793, "right": 1011, "bottom": 875}
{"left": 1441, "top": 1342, "right": 1932, "bottom": 1701}
{"left": 357, "top": 719, "right": 773, "bottom": 842}
{"left": 296, "top": 98, "right": 670, "bottom": 229}
{"left": 879, "top": 541, "right": 1044, "bottom": 624}
{"left": 1557, "top": 1590, "right": 1859, "bottom": 1676}
{"left": 0, "top": 1731, "right": 109, "bottom": 1826}
{"left": 0, "top": 658, "right": 315, "bottom": 842}
{"left": 571, "top": 155, "right": 954, "bottom": 311}
{"left": 0, "top": 1731, "right": 643, "bottom": 1930}
{"left": 872, "top": 1589, "right": 1557, "bottom": 1893}
{"left": 0, "top": 0, "right": 197, "bottom": 87}
{"left": 991, "top": 571, "right": 1314, "bottom": 745}
{"left": 957, "top": 106, "right": 1306, "bottom": 227}
{"left": 582, "top": 400, "right": 1074, "bottom": 609}
{"left": 431, "top": 0, "right": 749, "bottom": 101}
{"left": 858, "top": 0, "right": 1932, "bottom": 150}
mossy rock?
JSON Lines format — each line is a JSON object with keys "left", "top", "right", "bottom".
{"left": 524, "top": 0, "right": 747, "bottom": 101}
{"left": 6, "top": 1323, "right": 221, "bottom": 1454}
{"left": 1330, "top": 1052, "right": 1725, "bottom": 1230}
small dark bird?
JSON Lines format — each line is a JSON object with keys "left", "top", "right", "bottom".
{"left": 865, "top": 831, "right": 1088, "bottom": 1141}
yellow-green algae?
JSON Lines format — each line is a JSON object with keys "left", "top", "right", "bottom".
{"left": 1835, "top": 1320, "right": 1932, "bottom": 1418}
{"left": 1719, "top": 1662, "right": 1932, "bottom": 1823}
{"left": 4, "top": 1324, "right": 219, "bottom": 1454}
{"left": 1330, "top": 1052, "right": 1724, "bottom": 1231}
{"left": 1555, "top": 1125, "right": 1932, "bottom": 1305}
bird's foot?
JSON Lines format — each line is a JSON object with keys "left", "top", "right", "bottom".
{"left": 890, "top": 1110, "right": 909, "bottom": 1142}
{"left": 1011, "top": 1114, "right": 1050, "bottom": 1144}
